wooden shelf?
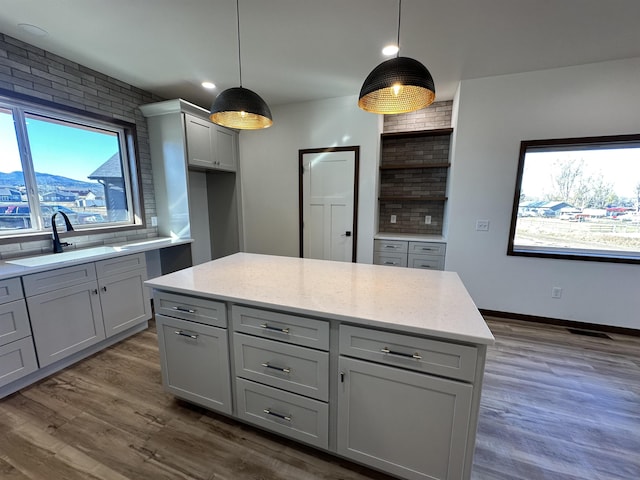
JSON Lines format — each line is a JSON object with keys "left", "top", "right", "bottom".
{"left": 378, "top": 196, "right": 448, "bottom": 202}
{"left": 381, "top": 128, "right": 453, "bottom": 139}
{"left": 380, "top": 163, "right": 450, "bottom": 170}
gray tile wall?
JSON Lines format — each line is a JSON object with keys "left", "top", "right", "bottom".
{"left": 378, "top": 101, "right": 453, "bottom": 235}
{"left": 0, "top": 33, "right": 165, "bottom": 260}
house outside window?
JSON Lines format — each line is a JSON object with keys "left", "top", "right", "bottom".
{"left": 0, "top": 95, "right": 143, "bottom": 237}
{"left": 508, "top": 134, "right": 640, "bottom": 264}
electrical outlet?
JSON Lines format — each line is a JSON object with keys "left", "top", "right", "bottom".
{"left": 151, "top": 216, "right": 158, "bottom": 227}
{"left": 551, "top": 287, "right": 562, "bottom": 299}
{"left": 476, "top": 219, "right": 490, "bottom": 231}
{"left": 424, "top": 215, "right": 431, "bottom": 225}
{"left": 390, "top": 215, "right": 397, "bottom": 224}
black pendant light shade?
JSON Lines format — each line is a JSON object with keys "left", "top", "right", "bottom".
{"left": 210, "top": 87, "right": 273, "bottom": 130}
{"left": 209, "top": 0, "right": 272, "bottom": 130}
{"left": 358, "top": 56, "right": 435, "bottom": 115}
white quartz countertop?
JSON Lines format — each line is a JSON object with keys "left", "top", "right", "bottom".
{"left": 146, "top": 253, "right": 494, "bottom": 345}
{"left": 375, "top": 233, "right": 446, "bottom": 242}
{"left": 0, "top": 237, "right": 192, "bottom": 281}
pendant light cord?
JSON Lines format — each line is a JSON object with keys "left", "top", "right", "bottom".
{"left": 396, "top": 0, "right": 401, "bottom": 58}
{"left": 236, "top": 0, "right": 243, "bottom": 87}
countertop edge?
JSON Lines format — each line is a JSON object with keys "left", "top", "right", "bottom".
{"left": 145, "top": 281, "right": 495, "bottom": 346}
{"left": 0, "top": 237, "right": 193, "bottom": 280}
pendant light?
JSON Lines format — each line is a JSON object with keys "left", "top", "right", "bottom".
{"left": 210, "top": 0, "right": 273, "bottom": 129}
{"left": 358, "top": 0, "right": 435, "bottom": 115}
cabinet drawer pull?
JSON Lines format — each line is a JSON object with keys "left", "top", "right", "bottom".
{"left": 260, "top": 323, "right": 290, "bottom": 334}
{"left": 384, "top": 245, "right": 399, "bottom": 249}
{"left": 174, "top": 330, "right": 199, "bottom": 339}
{"left": 263, "top": 408, "right": 291, "bottom": 422}
{"left": 419, "top": 264, "right": 433, "bottom": 268}
{"left": 92, "top": 288, "right": 99, "bottom": 295}
{"left": 384, "top": 261, "right": 397, "bottom": 265}
{"left": 172, "top": 306, "right": 196, "bottom": 314}
{"left": 420, "top": 247, "right": 436, "bottom": 252}
{"left": 261, "top": 362, "right": 291, "bottom": 374}
{"left": 381, "top": 347, "right": 422, "bottom": 360}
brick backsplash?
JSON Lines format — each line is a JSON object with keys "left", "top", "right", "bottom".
{"left": 0, "top": 33, "right": 165, "bottom": 259}
{"left": 378, "top": 101, "right": 452, "bottom": 235}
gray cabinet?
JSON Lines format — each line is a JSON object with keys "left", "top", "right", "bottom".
{"left": 27, "top": 279, "right": 105, "bottom": 367}
{"left": 230, "top": 304, "right": 330, "bottom": 449}
{"left": 140, "top": 98, "right": 243, "bottom": 265}
{"left": 185, "top": 112, "right": 237, "bottom": 172}
{"left": 0, "top": 278, "right": 38, "bottom": 388}
{"left": 24, "top": 253, "right": 150, "bottom": 367}
{"left": 154, "top": 295, "right": 231, "bottom": 415}
{"left": 337, "top": 324, "right": 476, "bottom": 480}
{"left": 337, "top": 356, "right": 473, "bottom": 480}
{"left": 374, "top": 239, "right": 446, "bottom": 270}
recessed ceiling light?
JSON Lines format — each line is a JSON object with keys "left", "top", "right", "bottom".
{"left": 382, "top": 44, "right": 399, "bottom": 56}
{"left": 18, "top": 23, "right": 48, "bottom": 37}
{"left": 201, "top": 81, "right": 216, "bottom": 89}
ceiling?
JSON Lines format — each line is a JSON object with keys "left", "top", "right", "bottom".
{"left": 1, "top": 0, "right": 640, "bottom": 111}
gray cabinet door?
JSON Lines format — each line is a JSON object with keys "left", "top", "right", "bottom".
{"left": 156, "top": 314, "right": 232, "bottom": 414}
{"left": 27, "top": 281, "right": 105, "bottom": 368}
{"left": 214, "top": 126, "right": 237, "bottom": 172}
{"left": 99, "top": 268, "right": 150, "bottom": 337}
{"left": 185, "top": 113, "right": 215, "bottom": 169}
{"left": 337, "top": 356, "right": 473, "bottom": 480}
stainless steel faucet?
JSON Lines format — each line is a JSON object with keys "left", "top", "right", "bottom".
{"left": 51, "top": 212, "right": 74, "bottom": 253}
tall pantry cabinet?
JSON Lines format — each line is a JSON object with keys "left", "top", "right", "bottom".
{"left": 140, "top": 99, "right": 243, "bottom": 265}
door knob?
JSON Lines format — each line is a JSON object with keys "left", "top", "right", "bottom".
{"left": 344, "top": 231, "right": 351, "bottom": 237}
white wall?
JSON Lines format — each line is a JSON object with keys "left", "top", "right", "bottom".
{"left": 238, "top": 95, "right": 380, "bottom": 263}
{"left": 447, "top": 57, "right": 640, "bottom": 329}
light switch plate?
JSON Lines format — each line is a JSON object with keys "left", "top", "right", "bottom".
{"left": 476, "top": 219, "right": 490, "bottom": 231}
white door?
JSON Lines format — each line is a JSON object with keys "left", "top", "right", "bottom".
{"left": 300, "top": 147, "right": 358, "bottom": 262}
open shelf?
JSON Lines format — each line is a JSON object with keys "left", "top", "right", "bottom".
{"left": 381, "top": 128, "right": 453, "bottom": 139}
{"left": 380, "top": 163, "right": 450, "bottom": 170}
{"left": 379, "top": 196, "right": 448, "bottom": 202}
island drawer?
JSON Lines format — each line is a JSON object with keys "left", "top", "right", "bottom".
{"left": 233, "top": 333, "right": 329, "bottom": 401}
{"left": 0, "top": 299, "right": 31, "bottom": 347}
{"left": 236, "top": 377, "right": 329, "bottom": 449}
{"left": 154, "top": 291, "right": 226, "bottom": 328}
{"left": 0, "top": 336, "right": 39, "bottom": 388}
{"left": 408, "top": 241, "right": 446, "bottom": 256}
{"left": 373, "top": 251, "right": 408, "bottom": 267}
{"left": 339, "top": 325, "right": 478, "bottom": 382}
{"left": 0, "top": 278, "right": 23, "bottom": 305}
{"left": 22, "top": 262, "right": 97, "bottom": 297}
{"left": 232, "top": 306, "right": 329, "bottom": 350}
{"left": 407, "top": 253, "right": 445, "bottom": 270}
{"left": 95, "top": 252, "right": 146, "bottom": 277}
{"left": 374, "top": 239, "right": 408, "bottom": 253}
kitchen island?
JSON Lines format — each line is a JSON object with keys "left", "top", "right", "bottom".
{"left": 145, "top": 253, "right": 494, "bottom": 480}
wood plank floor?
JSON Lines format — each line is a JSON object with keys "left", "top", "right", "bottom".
{"left": 1, "top": 317, "right": 638, "bottom": 480}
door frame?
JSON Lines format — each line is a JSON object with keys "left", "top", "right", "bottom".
{"left": 298, "top": 146, "right": 360, "bottom": 262}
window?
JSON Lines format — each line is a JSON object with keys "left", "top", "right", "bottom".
{"left": 508, "top": 134, "right": 640, "bottom": 263}
{"left": 0, "top": 94, "right": 143, "bottom": 238}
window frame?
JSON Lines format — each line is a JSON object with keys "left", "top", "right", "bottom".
{"left": 0, "top": 88, "right": 145, "bottom": 244}
{"left": 507, "top": 133, "right": 640, "bottom": 265}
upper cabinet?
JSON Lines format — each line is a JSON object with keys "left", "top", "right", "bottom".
{"left": 140, "top": 99, "right": 238, "bottom": 173}
{"left": 185, "top": 112, "right": 238, "bottom": 172}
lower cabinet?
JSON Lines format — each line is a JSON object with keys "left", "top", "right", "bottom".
{"left": 27, "top": 281, "right": 106, "bottom": 367}
{"left": 337, "top": 356, "right": 473, "bottom": 480}
{"left": 374, "top": 239, "right": 446, "bottom": 270}
{"left": 155, "top": 313, "right": 232, "bottom": 415}
{"left": 24, "top": 253, "right": 151, "bottom": 368}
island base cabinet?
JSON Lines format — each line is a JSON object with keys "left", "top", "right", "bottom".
{"left": 337, "top": 356, "right": 473, "bottom": 480}
{"left": 156, "top": 314, "right": 232, "bottom": 415}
